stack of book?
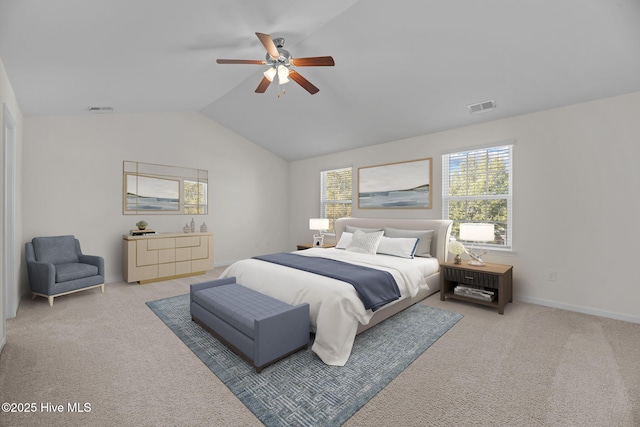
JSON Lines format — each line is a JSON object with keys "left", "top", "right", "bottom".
{"left": 454, "top": 285, "right": 495, "bottom": 302}
{"left": 129, "top": 229, "right": 157, "bottom": 236}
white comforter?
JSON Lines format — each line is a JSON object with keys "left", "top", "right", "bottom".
{"left": 219, "top": 248, "right": 436, "bottom": 366}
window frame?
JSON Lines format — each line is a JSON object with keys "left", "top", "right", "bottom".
{"left": 442, "top": 143, "right": 514, "bottom": 251}
{"left": 320, "top": 166, "right": 353, "bottom": 234}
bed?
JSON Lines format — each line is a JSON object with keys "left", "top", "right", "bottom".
{"left": 219, "top": 217, "right": 453, "bottom": 366}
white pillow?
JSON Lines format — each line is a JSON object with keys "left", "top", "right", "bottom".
{"left": 346, "top": 229, "right": 384, "bottom": 254}
{"left": 335, "top": 232, "right": 353, "bottom": 249}
{"left": 383, "top": 227, "right": 434, "bottom": 257}
{"left": 376, "top": 236, "right": 419, "bottom": 259}
{"left": 345, "top": 225, "right": 383, "bottom": 233}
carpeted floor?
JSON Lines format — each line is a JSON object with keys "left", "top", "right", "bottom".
{"left": 1, "top": 268, "right": 639, "bottom": 427}
{"left": 147, "top": 293, "right": 462, "bottom": 426}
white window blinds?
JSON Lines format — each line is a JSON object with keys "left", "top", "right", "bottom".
{"left": 320, "top": 167, "right": 352, "bottom": 233}
{"left": 442, "top": 144, "right": 513, "bottom": 249}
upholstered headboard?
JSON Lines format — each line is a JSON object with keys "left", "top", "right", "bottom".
{"left": 334, "top": 217, "right": 453, "bottom": 263}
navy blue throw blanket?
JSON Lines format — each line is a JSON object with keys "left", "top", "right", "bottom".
{"left": 252, "top": 252, "right": 401, "bottom": 311}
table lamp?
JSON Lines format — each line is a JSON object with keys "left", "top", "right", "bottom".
{"left": 459, "top": 223, "right": 494, "bottom": 266}
{"left": 309, "top": 218, "right": 330, "bottom": 247}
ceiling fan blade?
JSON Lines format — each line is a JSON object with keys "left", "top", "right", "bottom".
{"left": 291, "top": 56, "right": 335, "bottom": 67}
{"left": 216, "top": 59, "right": 266, "bottom": 65}
{"left": 289, "top": 70, "right": 319, "bottom": 95}
{"left": 255, "top": 76, "right": 271, "bottom": 93}
{"left": 255, "top": 32, "right": 280, "bottom": 59}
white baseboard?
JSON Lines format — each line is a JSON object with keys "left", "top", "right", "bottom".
{"left": 517, "top": 295, "right": 640, "bottom": 324}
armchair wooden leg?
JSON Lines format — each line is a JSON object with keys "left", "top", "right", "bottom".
{"left": 100, "top": 284, "right": 105, "bottom": 293}
{"left": 48, "top": 296, "right": 54, "bottom": 307}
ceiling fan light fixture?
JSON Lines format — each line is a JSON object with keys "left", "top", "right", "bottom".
{"left": 277, "top": 64, "right": 290, "bottom": 84}
{"left": 263, "top": 66, "right": 277, "bottom": 82}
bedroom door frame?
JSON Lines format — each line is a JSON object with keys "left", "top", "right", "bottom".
{"left": 3, "top": 104, "right": 18, "bottom": 324}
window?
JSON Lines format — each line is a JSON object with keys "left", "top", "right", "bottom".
{"left": 183, "top": 179, "right": 208, "bottom": 214}
{"left": 320, "top": 167, "right": 353, "bottom": 233}
{"left": 442, "top": 144, "right": 513, "bottom": 249}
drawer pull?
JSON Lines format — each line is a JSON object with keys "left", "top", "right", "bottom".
{"left": 464, "top": 276, "right": 474, "bottom": 280}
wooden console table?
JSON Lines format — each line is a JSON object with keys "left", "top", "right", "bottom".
{"left": 123, "top": 232, "right": 213, "bottom": 284}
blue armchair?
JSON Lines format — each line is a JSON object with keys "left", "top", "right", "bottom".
{"left": 25, "top": 235, "right": 104, "bottom": 306}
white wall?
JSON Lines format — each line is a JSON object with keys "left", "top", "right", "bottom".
{"left": 0, "top": 54, "right": 24, "bottom": 351}
{"left": 12, "top": 77, "right": 640, "bottom": 327}
{"left": 22, "top": 112, "right": 290, "bottom": 290}
{"left": 290, "top": 92, "right": 640, "bottom": 323}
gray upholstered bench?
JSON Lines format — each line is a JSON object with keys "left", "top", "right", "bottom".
{"left": 190, "top": 277, "right": 310, "bottom": 373}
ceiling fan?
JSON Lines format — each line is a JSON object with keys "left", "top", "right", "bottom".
{"left": 216, "top": 32, "right": 335, "bottom": 95}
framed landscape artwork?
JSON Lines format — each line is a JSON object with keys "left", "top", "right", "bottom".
{"left": 123, "top": 161, "right": 208, "bottom": 215}
{"left": 358, "top": 158, "right": 432, "bottom": 209}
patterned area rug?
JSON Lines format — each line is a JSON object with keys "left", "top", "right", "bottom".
{"left": 146, "top": 294, "right": 462, "bottom": 427}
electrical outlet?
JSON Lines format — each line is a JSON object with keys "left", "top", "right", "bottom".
{"left": 547, "top": 271, "right": 557, "bottom": 281}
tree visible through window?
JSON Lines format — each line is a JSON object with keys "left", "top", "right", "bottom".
{"left": 184, "top": 180, "right": 207, "bottom": 214}
{"left": 321, "top": 167, "right": 352, "bottom": 233}
{"left": 442, "top": 145, "right": 513, "bottom": 249}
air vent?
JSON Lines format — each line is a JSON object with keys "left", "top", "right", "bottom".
{"left": 468, "top": 100, "right": 496, "bottom": 114}
{"left": 87, "top": 106, "right": 114, "bottom": 113}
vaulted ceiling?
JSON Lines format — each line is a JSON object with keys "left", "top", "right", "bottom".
{"left": 1, "top": 0, "right": 639, "bottom": 160}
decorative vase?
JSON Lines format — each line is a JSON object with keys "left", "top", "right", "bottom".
{"left": 200, "top": 222, "right": 208, "bottom": 232}
{"left": 190, "top": 218, "right": 195, "bottom": 233}
{"left": 137, "top": 225, "right": 146, "bottom": 230}
{"left": 454, "top": 254, "right": 462, "bottom": 264}
{"left": 183, "top": 223, "right": 191, "bottom": 233}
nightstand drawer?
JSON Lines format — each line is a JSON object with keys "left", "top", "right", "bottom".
{"left": 442, "top": 267, "right": 499, "bottom": 289}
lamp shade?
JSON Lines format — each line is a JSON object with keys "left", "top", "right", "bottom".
{"left": 459, "top": 223, "right": 494, "bottom": 242}
{"left": 263, "top": 67, "right": 277, "bottom": 82}
{"left": 277, "top": 64, "right": 290, "bottom": 84}
{"left": 309, "top": 218, "right": 329, "bottom": 231}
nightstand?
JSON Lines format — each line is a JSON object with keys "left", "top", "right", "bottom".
{"left": 440, "top": 261, "right": 513, "bottom": 314}
{"left": 296, "top": 244, "right": 335, "bottom": 250}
